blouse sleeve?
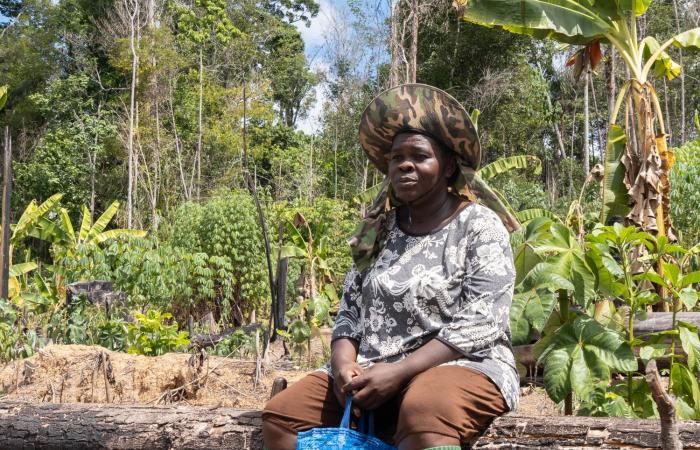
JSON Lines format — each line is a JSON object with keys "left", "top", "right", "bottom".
{"left": 436, "top": 207, "right": 515, "bottom": 356}
{"left": 331, "top": 264, "right": 363, "bottom": 343}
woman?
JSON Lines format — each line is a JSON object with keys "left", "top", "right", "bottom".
{"left": 263, "top": 84, "right": 519, "bottom": 450}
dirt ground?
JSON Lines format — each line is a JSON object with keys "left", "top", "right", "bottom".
{"left": 0, "top": 344, "right": 559, "bottom": 415}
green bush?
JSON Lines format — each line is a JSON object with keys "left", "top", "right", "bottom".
{"left": 671, "top": 137, "right": 700, "bottom": 245}
{"left": 126, "top": 310, "right": 190, "bottom": 356}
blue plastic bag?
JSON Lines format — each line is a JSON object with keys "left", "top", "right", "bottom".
{"left": 296, "top": 395, "right": 396, "bottom": 450}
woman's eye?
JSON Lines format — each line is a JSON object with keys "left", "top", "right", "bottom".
{"left": 391, "top": 155, "right": 402, "bottom": 161}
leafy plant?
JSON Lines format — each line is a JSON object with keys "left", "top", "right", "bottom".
{"left": 454, "top": 0, "right": 700, "bottom": 237}
{"left": 126, "top": 310, "right": 190, "bottom": 356}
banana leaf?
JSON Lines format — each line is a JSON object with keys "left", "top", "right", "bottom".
{"left": 515, "top": 208, "right": 561, "bottom": 224}
{"left": 601, "top": 124, "right": 630, "bottom": 224}
{"left": 478, "top": 155, "right": 541, "bottom": 181}
{"left": 454, "top": 0, "right": 623, "bottom": 45}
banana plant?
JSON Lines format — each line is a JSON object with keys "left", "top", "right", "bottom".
{"left": 36, "top": 201, "right": 147, "bottom": 261}
{"left": 0, "top": 85, "right": 7, "bottom": 110}
{"left": 454, "top": 0, "right": 700, "bottom": 238}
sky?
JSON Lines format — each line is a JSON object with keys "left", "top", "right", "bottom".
{"left": 293, "top": 0, "right": 341, "bottom": 135}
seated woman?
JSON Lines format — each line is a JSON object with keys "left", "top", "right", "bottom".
{"left": 262, "top": 84, "right": 519, "bottom": 450}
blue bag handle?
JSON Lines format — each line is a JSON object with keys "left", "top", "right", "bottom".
{"left": 341, "top": 395, "right": 377, "bottom": 436}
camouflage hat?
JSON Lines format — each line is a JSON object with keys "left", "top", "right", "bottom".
{"left": 359, "top": 83, "right": 481, "bottom": 173}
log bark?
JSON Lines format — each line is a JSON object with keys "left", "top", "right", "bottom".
{"left": 3, "top": 402, "right": 700, "bottom": 449}
{"left": 0, "top": 402, "right": 263, "bottom": 450}
{"left": 474, "top": 414, "right": 700, "bottom": 449}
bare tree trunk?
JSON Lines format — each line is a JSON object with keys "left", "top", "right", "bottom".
{"left": 606, "top": 46, "right": 616, "bottom": 125}
{"left": 672, "top": 0, "right": 685, "bottom": 144}
{"left": 449, "top": 18, "right": 460, "bottom": 88}
{"left": 196, "top": 48, "right": 203, "bottom": 201}
{"left": 168, "top": 78, "right": 190, "bottom": 201}
{"left": 583, "top": 68, "right": 590, "bottom": 175}
{"left": 389, "top": 0, "right": 400, "bottom": 86}
{"left": 408, "top": 0, "right": 418, "bottom": 83}
{"left": 90, "top": 101, "right": 102, "bottom": 219}
{"left": 125, "top": 0, "right": 140, "bottom": 228}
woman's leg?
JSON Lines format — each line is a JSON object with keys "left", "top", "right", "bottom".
{"left": 394, "top": 366, "right": 507, "bottom": 450}
{"left": 262, "top": 372, "right": 344, "bottom": 450}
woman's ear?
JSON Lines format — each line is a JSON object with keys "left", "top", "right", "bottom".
{"left": 444, "top": 153, "right": 457, "bottom": 179}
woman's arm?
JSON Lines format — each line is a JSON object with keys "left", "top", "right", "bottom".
{"left": 329, "top": 265, "right": 365, "bottom": 406}
{"left": 344, "top": 338, "right": 460, "bottom": 410}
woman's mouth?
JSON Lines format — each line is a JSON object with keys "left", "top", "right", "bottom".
{"left": 397, "top": 177, "right": 418, "bottom": 185}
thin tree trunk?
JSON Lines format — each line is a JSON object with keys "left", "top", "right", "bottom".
{"left": 389, "top": 0, "right": 400, "bottom": 86}
{"left": 409, "top": 0, "right": 418, "bottom": 84}
{"left": 90, "top": 101, "right": 102, "bottom": 219}
{"left": 126, "top": 0, "right": 139, "bottom": 228}
{"left": 672, "top": 0, "right": 685, "bottom": 144}
{"left": 196, "top": 48, "right": 203, "bottom": 201}
{"left": 168, "top": 78, "right": 190, "bottom": 201}
{"left": 583, "top": 68, "right": 590, "bottom": 175}
{"left": 449, "top": 18, "right": 460, "bottom": 88}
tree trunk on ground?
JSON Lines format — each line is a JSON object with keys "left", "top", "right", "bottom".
{"left": 0, "top": 402, "right": 263, "bottom": 450}
{"left": 473, "top": 414, "right": 700, "bottom": 449}
{"left": 3, "top": 402, "right": 700, "bottom": 450}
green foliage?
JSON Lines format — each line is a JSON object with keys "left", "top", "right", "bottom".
{"left": 165, "top": 190, "right": 269, "bottom": 317}
{"left": 513, "top": 219, "right": 700, "bottom": 417}
{"left": 126, "top": 310, "right": 190, "bottom": 356}
{"left": 670, "top": 136, "right": 700, "bottom": 245}
{"left": 212, "top": 329, "right": 254, "bottom": 357}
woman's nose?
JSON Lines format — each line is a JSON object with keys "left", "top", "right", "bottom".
{"left": 398, "top": 160, "right": 414, "bottom": 172}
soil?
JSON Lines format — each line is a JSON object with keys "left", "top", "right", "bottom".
{"left": 0, "top": 343, "right": 560, "bottom": 415}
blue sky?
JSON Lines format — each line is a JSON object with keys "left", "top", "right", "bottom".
{"left": 294, "top": 0, "right": 341, "bottom": 134}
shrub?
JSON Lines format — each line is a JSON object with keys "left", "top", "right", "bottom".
{"left": 126, "top": 310, "right": 190, "bottom": 356}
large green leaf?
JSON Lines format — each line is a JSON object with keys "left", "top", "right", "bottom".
{"left": 679, "top": 325, "right": 700, "bottom": 373}
{"left": 670, "top": 363, "right": 700, "bottom": 419}
{"left": 9, "top": 262, "right": 38, "bottom": 277}
{"left": 541, "top": 316, "right": 637, "bottom": 403}
{"left": 0, "top": 85, "right": 7, "bottom": 109}
{"left": 510, "top": 288, "right": 557, "bottom": 345}
{"left": 640, "top": 37, "right": 681, "bottom": 81}
{"left": 601, "top": 125, "right": 630, "bottom": 223}
{"left": 514, "top": 208, "right": 560, "bottom": 225}
{"left": 87, "top": 201, "right": 120, "bottom": 242}
{"left": 532, "top": 223, "right": 595, "bottom": 306}
{"left": 478, "top": 155, "right": 541, "bottom": 181}
{"left": 672, "top": 27, "right": 700, "bottom": 49}
{"left": 78, "top": 205, "right": 92, "bottom": 243}
{"left": 93, "top": 229, "right": 147, "bottom": 244}
{"left": 513, "top": 217, "right": 551, "bottom": 285}
{"left": 455, "top": 0, "right": 622, "bottom": 45}
{"left": 11, "top": 193, "right": 63, "bottom": 244}
{"left": 279, "top": 244, "right": 308, "bottom": 259}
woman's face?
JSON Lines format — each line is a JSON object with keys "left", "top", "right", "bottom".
{"left": 388, "top": 132, "right": 455, "bottom": 204}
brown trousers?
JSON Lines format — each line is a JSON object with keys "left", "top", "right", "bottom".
{"left": 262, "top": 365, "right": 507, "bottom": 446}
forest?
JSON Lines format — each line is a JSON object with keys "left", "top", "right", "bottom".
{"left": 1, "top": 0, "right": 700, "bottom": 428}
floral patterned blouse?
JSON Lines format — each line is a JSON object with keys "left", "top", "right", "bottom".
{"left": 327, "top": 203, "right": 519, "bottom": 411}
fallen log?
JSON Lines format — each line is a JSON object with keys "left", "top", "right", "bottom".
{"left": 2, "top": 402, "right": 700, "bottom": 449}
{"left": 0, "top": 402, "right": 263, "bottom": 449}
{"left": 474, "top": 414, "right": 700, "bottom": 449}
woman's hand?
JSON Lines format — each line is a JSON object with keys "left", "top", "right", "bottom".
{"left": 342, "top": 362, "right": 407, "bottom": 411}
{"left": 332, "top": 361, "right": 363, "bottom": 407}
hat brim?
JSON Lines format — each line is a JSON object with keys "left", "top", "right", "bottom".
{"left": 358, "top": 84, "right": 481, "bottom": 174}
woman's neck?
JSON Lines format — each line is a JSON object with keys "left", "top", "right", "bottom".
{"left": 400, "top": 189, "right": 461, "bottom": 234}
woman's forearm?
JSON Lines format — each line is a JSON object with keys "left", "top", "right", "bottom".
{"left": 330, "top": 338, "right": 359, "bottom": 375}
{"left": 396, "top": 338, "right": 461, "bottom": 383}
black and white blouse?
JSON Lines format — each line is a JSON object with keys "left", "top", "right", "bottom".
{"left": 328, "top": 203, "right": 519, "bottom": 411}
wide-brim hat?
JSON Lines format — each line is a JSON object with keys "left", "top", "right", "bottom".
{"left": 358, "top": 83, "right": 481, "bottom": 173}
